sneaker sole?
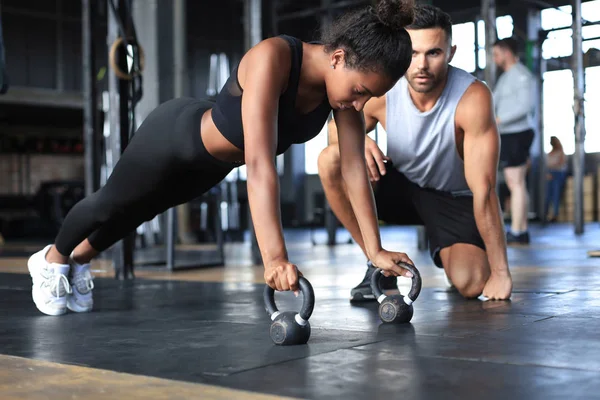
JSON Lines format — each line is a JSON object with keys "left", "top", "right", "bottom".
{"left": 350, "top": 292, "right": 376, "bottom": 302}
{"left": 67, "top": 298, "right": 93, "bottom": 313}
{"left": 28, "top": 255, "right": 67, "bottom": 316}
{"left": 31, "top": 290, "right": 67, "bottom": 316}
{"left": 350, "top": 286, "right": 398, "bottom": 302}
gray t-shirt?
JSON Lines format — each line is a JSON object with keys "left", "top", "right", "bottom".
{"left": 493, "top": 62, "right": 536, "bottom": 134}
{"left": 385, "top": 66, "right": 475, "bottom": 194}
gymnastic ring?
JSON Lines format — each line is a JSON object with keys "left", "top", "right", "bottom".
{"left": 109, "top": 36, "right": 145, "bottom": 80}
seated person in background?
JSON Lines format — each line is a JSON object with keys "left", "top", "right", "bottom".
{"left": 319, "top": 4, "right": 512, "bottom": 302}
{"left": 544, "top": 136, "right": 568, "bottom": 222}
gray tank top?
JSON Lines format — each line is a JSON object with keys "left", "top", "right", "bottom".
{"left": 385, "top": 66, "right": 476, "bottom": 195}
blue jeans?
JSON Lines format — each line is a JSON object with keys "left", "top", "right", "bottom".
{"left": 545, "top": 170, "right": 568, "bottom": 219}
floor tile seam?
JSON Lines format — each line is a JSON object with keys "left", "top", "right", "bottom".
{"left": 219, "top": 338, "right": 395, "bottom": 377}
{"left": 394, "top": 353, "right": 600, "bottom": 373}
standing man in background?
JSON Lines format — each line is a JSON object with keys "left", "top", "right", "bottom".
{"left": 492, "top": 38, "right": 536, "bottom": 244}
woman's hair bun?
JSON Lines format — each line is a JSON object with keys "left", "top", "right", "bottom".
{"left": 376, "top": 0, "right": 415, "bottom": 29}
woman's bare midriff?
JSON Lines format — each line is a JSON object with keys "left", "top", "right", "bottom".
{"left": 200, "top": 109, "right": 246, "bottom": 164}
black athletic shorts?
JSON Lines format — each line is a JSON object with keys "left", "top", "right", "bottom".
{"left": 373, "top": 164, "right": 485, "bottom": 268}
{"left": 499, "top": 129, "right": 534, "bottom": 168}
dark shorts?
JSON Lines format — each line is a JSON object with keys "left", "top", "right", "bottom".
{"left": 374, "top": 164, "right": 485, "bottom": 268}
{"left": 499, "top": 129, "right": 535, "bottom": 168}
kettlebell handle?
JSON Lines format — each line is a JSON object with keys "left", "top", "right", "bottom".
{"left": 370, "top": 262, "right": 422, "bottom": 304}
{"left": 264, "top": 276, "right": 315, "bottom": 322}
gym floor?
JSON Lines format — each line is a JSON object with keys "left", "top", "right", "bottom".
{"left": 1, "top": 224, "right": 599, "bottom": 400}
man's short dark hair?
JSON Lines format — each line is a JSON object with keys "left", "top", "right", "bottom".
{"left": 406, "top": 4, "right": 453, "bottom": 42}
{"left": 494, "top": 37, "right": 519, "bottom": 56}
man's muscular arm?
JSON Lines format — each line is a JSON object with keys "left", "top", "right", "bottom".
{"left": 458, "top": 81, "right": 512, "bottom": 300}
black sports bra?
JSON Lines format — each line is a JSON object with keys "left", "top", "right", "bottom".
{"left": 211, "top": 35, "right": 332, "bottom": 156}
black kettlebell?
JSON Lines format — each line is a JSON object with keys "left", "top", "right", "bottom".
{"left": 370, "top": 262, "right": 422, "bottom": 324}
{"left": 263, "top": 277, "right": 315, "bottom": 346}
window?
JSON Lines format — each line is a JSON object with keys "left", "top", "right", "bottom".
{"left": 540, "top": 1, "right": 600, "bottom": 156}
{"left": 496, "top": 15, "right": 515, "bottom": 39}
{"left": 542, "top": 25, "right": 600, "bottom": 59}
{"left": 585, "top": 24, "right": 600, "bottom": 39}
{"left": 378, "top": 17, "right": 514, "bottom": 74}
{"left": 541, "top": 5, "right": 573, "bottom": 30}
{"left": 584, "top": 38, "right": 600, "bottom": 52}
{"left": 476, "top": 16, "right": 515, "bottom": 69}
{"left": 304, "top": 120, "right": 330, "bottom": 175}
{"left": 541, "top": 1, "right": 600, "bottom": 31}
{"left": 451, "top": 22, "right": 476, "bottom": 73}
{"left": 540, "top": 1, "right": 600, "bottom": 59}
{"left": 543, "top": 69, "right": 575, "bottom": 155}
{"left": 584, "top": 66, "right": 600, "bottom": 154}
{"left": 372, "top": 123, "right": 388, "bottom": 155}
{"left": 582, "top": 0, "right": 600, "bottom": 22}
{"left": 542, "top": 28, "right": 574, "bottom": 59}
{"left": 542, "top": 66, "right": 600, "bottom": 155}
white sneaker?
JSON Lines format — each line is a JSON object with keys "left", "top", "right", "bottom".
{"left": 28, "top": 245, "right": 72, "bottom": 316}
{"left": 67, "top": 258, "right": 94, "bottom": 313}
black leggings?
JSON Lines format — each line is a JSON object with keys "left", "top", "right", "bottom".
{"left": 54, "top": 98, "right": 236, "bottom": 256}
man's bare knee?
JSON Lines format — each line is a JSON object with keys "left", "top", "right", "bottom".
{"left": 455, "top": 279, "right": 486, "bottom": 299}
{"left": 447, "top": 263, "right": 488, "bottom": 299}
{"left": 318, "top": 145, "right": 341, "bottom": 181}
